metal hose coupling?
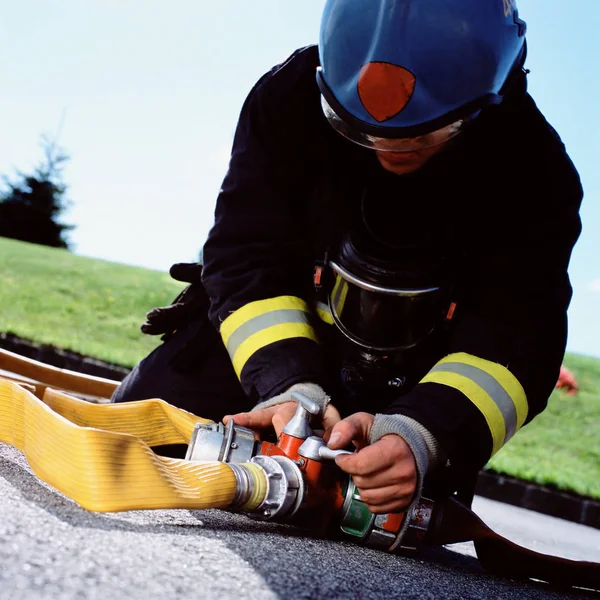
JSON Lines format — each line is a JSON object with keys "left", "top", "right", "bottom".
{"left": 186, "top": 421, "right": 433, "bottom": 544}
{"left": 338, "top": 476, "right": 435, "bottom": 552}
{"left": 185, "top": 420, "right": 258, "bottom": 464}
{"left": 227, "top": 456, "right": 305, "bottom": 521}
{"left": 185, "top": 420, "right": 306, "bottom": 521}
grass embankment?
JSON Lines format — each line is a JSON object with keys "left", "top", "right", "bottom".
{"left": 0, "top": 236, "right": 183, "bottom": 367}
{"left": 1, "top": 236, "right": 599, "bottom": 499}
{"left": 487, "top": 352, "right": 600, "bottom": 499}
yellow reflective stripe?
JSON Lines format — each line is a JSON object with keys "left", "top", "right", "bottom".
{"left": 315, "top": 301, "right": 334, "bottom": 325}
{"left": 437, "top": 352, "right": 528, "bottom": 429}
{"left": 231, "top": 322, "right": 319, "bottom": 378}
{"left": 332, "top": 275, "right": 348, "bottom": 317}
{"left": 221, "top": 296, "right": 310, "bottom": 347}
{"left": 421, "top": 352, "right": 529, "bottom": 456}
{"left": 331, "top": 274, "right": 342, "bottom": 301}
{"left": 420, "top": 370, "right": 506, "bottom": 456}
{"left": 225, "top": 309, "right": 310, "bottom": 358}
{"left": 220, "top": 296, "right": 320, "bottom": 378}
{"left": 338, "top": 281, "right": 349, "bottom": 315}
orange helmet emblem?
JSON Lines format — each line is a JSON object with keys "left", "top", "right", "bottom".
{"left": 357, "top": 62, "right": 416, "bottom": 122}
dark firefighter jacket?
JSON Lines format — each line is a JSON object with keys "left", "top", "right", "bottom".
{"left": 201, "top": 45, "right": 583, "bottom": 481}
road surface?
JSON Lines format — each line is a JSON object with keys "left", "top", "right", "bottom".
{"left": 0, "top": 443, "right": 598, "bottom": 600}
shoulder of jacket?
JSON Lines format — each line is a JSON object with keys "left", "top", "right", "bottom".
{"left": 270, "top": 45, "right": 319, "bottom": 76}
{"left": 517, "top": 93, "right": 582, "bottom": 195}
{"left": 253, "top": 45, "right": 319, "bottom": 97}
{"left": 500, "top": 77, "right": 573, "bottom": 158}
{"left": 476, "top": 77, "right": 580, "bottom": 183}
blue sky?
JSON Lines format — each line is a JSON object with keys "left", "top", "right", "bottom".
{"left": 1, "top": 1, "right": 599, "bottom": 358}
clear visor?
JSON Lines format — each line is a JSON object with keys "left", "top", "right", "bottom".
{"left": 321, "top": 96, "right": 466, "bottom": 153}
{"left": 328, "top": 261, "right": 442, "bottom": 352}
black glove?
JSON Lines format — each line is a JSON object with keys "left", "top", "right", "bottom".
{"left": 141, "top": 262, "right": 209, "bottom": 337}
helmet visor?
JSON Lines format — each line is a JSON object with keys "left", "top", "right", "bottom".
{"left": 321, "top": 96, "right": 466, "bottom": 152}
{"left": 328, "top": 261, "right": 442, "bottom": 352}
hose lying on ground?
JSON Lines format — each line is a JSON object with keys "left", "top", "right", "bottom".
{"left": 0, "top": 379, "right": 265, "bottom": 512}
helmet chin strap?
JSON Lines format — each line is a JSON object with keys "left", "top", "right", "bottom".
{"left": 499, "top": 40, "right": 529, "bottom": 97}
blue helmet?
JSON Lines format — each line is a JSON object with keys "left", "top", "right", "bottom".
{"left": 317, "top": 0, "right": 527, "bottom": 147}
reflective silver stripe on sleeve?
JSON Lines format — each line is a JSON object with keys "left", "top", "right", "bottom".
{"left": 428, "top": 361, "right": 518, "bottom": 444}
{"left": 225, "top": 309, "right": 311, "bottom": 358}
{"left": 315, "top": 301, "right": 334, "bottom": 325}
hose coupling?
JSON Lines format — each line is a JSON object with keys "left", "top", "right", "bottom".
{"left": 339, "top": 478, "right": 435, "bottom": 552}
{"left": 185, "top": 420, "right": 257, "bottom": 464}
{"left": 244, "top": 455, "right": 305, "bottom": 522}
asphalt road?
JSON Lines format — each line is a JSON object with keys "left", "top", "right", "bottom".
{"left": 0, "top": 442, "right": 598, "bottom": 600}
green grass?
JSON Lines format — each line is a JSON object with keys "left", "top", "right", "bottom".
{"left": 1, "top": 236, "right": 599, "bottom": 499}
{"left": 486, "top": 353, "right": 600, "bottom": 499}
{"left": 0, "top": 237, "right": 184, "bottom": 367}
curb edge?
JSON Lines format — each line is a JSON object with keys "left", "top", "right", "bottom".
{"left": 475, "top": 470, "right": 600, "bottom": 530}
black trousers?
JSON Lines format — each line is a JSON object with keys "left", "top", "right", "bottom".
{"left": 111, "top": 317, "right": 253, "bottom": 422}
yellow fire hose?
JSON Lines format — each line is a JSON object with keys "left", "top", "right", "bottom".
{"left": 0, "top": 377, "right": 266, "bottom": 512}
{"left": 0, "top": 348, "right": 120, "bottom": 400}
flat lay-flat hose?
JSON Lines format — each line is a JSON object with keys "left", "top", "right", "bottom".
{"left": 431, "top": 496, "right": 600, "bottom": 590}
{"left": 0, "top": 348, "right": 119, "bottom": 399}
{"left": 0, "top": 379, "right": 266, "bottom": 512}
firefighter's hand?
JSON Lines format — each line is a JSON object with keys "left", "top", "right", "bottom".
{"left": 141, "top": 262, "right": 207, "bottom": 336}
{"left": 224, "top": 402, "right": 341, "bottom": 439}
{"left": 326, "top": 412, "right": 417, "bottom": 514}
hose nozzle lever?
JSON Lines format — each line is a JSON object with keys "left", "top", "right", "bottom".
{"left": 282, "top": 392, "right": 321, "bottom": 439}
{"left": 298, "top": 436, "right": 353, "bottom": 462}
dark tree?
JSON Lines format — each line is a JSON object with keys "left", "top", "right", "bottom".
{"left": 0, "top": 136, "right": 74, "bottom": 249}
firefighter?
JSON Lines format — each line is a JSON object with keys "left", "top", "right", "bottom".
{"left": 112, "top": 0, "right": 583, "bottom": 514}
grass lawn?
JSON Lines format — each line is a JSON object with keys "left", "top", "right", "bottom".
{"left": 0, "top": 236, "right": 184, "bottom": 367}
{"left": 1, "top": 237, "right": 599, "bottom": 499}
{"left": 486, "top": 352, "right": 600, "bottom": 499}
